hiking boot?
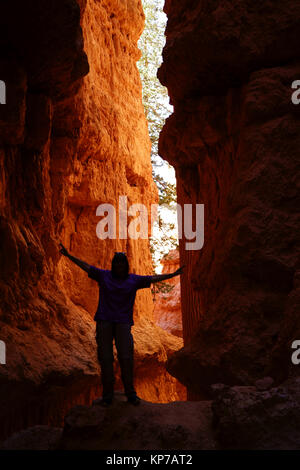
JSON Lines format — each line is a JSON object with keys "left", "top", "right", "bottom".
{"left": 100, "top": 397, "right": 113, "bottom": 406}
{"left": 127, "top": 395, "right": 141, "bottom": 406}
{"left": 92, "top": 396, "right": 113, "bottom": 407}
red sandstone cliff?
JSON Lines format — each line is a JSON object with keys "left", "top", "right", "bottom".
{"left": 158, "top": 0, "right": 300, "bottom": 399}
{"left": 153, "top": 248, "right": 182, "bottom": 337}
{"left": 0, "top": 0, "right": 300, "bottom": 451}
{"left": 0, "top": 0, "right": 185, "bottom": 441}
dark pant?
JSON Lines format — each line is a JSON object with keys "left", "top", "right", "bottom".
{"left": 95, "top": 320, "right": 137, "bottom": 400}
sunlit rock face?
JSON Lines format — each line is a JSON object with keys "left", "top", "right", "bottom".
{"left": 0, "top": 0, "right": 183, "bottom": 441}
{"left": 153, "top": 249, "right": 182, "bottom": 337}
{"left": 158, "top": 0, "right": 300, "bottom": 398}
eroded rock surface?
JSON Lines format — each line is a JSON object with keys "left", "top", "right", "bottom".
{"left": 0, "top": 425, "right": 62, "bottom": 451}
{"left": 158, "top": 0, "right": 300, "bottom": 398}
{"left": 0, "top": 393, "right": 214, "bottom": 450}
{"left": 153, "top": 249, "right": 182, "bottom": 337}
{"left": 0, "top": 0, "right": 183, "bottom": 441}
{"left": 211, "top": 376, "right": 300, "bottom": 449}
{"left": 55, "top": 392, "right": 214, "bottom": 450}
{"left": 3, "top": 376, "right": 300, "bottom": 450}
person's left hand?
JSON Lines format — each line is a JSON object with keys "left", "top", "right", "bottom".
{"left": 59, "top": 242, "right": 69, "bottom": 257}
{"left": 174, "top": 265, "right": 185, "bottom": 275}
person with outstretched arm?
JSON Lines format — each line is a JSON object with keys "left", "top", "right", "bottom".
{"left": 59, "top": 242, "right": 185, "bottom": 406}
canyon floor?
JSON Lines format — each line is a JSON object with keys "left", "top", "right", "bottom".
{"left": 1, "top": 376, "right": 300, "bottom": 450}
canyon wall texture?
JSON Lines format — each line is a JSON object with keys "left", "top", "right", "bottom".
{"left": 153, "top": 248, "right": 182, "bottom": 337}
{"left": 0, "top": 0, "right": 184, "bottom": 441}
{"left": 158, "top": 0, "right": 300, "bottom": 398}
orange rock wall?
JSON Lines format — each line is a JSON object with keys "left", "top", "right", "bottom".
{"left": 55, "top": 0, "right": 158, "bottom": 324}
{"left": 0, "top": 0, "right": 185, "bottom": 441}
{"left": 158, "top": 0, "right": 300, "bottom": 399}
{"left": 153, "top": 249, "right": 182, "bottom": 337}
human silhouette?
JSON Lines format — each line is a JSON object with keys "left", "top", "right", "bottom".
{"left": 59, "top": 242, "right": 185, "bottom": 406}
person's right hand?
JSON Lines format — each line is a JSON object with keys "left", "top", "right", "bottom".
{"left": 59, "top": 242, "right": 69, "bottom": 257}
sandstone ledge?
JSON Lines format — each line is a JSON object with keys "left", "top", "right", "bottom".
{"left": 2, "top": 376, "right": 300, "bottom": 450}
{"left": 1, "top": 391, "right": 215, "bottom": 451}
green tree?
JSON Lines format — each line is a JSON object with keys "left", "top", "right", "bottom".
{"left": 138, "top": 0, "right": 178, "bottom": 281}
{"left": 138, "top": 0, "right": 171, "bottom": 161}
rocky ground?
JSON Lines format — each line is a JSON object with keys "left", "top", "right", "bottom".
{"left": 1, "top": 376, "right": 300, "bottom": 450}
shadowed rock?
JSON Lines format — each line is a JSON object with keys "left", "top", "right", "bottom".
{"left": 0, "top": 392, "right": 215, "bottom": 450}
{"left": 54, "top": 391, "right": 215, "bottom": 450}
{"left": 211, "top": 376, "right": 300, "bottom": 449}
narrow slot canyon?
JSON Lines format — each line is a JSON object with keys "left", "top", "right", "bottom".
{"left": 0, "top": 0, "right": 300, "bottom": 451}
